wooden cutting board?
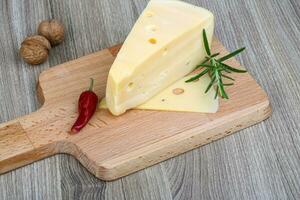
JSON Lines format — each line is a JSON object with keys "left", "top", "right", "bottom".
{"left": 0, "top": 38, "right": 271, "bottom": 181}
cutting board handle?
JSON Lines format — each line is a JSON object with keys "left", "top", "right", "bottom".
{"left": 0, "top": 115, "right": 98, "bottom": 177}
{"left": 0, "top": 98, "right": 92, "bottom": 175}
{"left": 0, "top": 121, "right": 35, "bottom": 173}
{"left": 0, "top": 118, "right": 58, "bottom": 174}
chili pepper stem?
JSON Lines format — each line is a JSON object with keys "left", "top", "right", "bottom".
{"left": 89, "top": 78, "right": 94, "bottom": 91}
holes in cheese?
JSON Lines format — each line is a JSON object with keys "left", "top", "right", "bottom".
{"left": 127, "top": 82, "right": 134, "bottom": 92}
{"left": 105, "top": 0, "right": 215, "bottom": 115}
{"left": 145, "top": 11, "right": 154, "bottom": 17}
{"left": 173, "top": 88, "right": 185, "bottom": 95}
{"left": 100, "top": 74, "right": 219, "bottom": 113}
{"left": 148, "top": 38, "right": 157, "bottom": 44}
{"left": 137, "top": 74, "right": 218, "bottom": 113}
{"left": 146, "top": 25, "right": 157, "bottom": 32}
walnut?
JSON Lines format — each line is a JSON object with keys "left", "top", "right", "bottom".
{"left": 38, "top": 20, "right": 64, "bottom": 46}
{"left": 20, "top": 35, "right": 51, "bottom": 65}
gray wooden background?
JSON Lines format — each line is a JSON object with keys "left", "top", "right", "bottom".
{"left": 0, "top": 0, "right": 299, "bottom": 199}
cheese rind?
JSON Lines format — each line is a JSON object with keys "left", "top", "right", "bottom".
{"left": 106, "top": 0, "right": 214, "bottom": 115}
{"left": 100, "top": 74, "right": 219, "bottom": 113}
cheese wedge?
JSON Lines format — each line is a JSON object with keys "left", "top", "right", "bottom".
{"left": 100, "top": 74, "right": 219, "bottom": 113}
{"left": 106, "top": 0, "right": 214, "bottom": 115}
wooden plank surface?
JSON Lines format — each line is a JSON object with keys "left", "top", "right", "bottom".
{"left": 0, "top": 0, "right": 299, "bottom": 199}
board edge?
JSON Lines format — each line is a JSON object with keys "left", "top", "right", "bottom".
{"left": 84, "top": 98, "right": 272, "bottom": 181}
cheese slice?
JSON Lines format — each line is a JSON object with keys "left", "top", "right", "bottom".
{"left": 100, "top": 74, "right": 219, "bottom": 113}
{"left": 106, "top": 0, "right": 214, "bottom": 115}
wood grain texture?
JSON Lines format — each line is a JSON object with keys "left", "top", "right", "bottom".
{"left": 0, "top": 0, "right": 299, "bottom": 199}
{"left": 0, "top": 38, "right": 271, "bottom": 180}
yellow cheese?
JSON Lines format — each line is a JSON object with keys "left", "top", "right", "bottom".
{"left": 106, "top": 0, "right": 214, "bottom": 115}
{"left": 100, "top": 74, "right": 219, "bottom": 113}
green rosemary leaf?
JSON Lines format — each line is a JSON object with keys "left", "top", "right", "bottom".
{"left": 185, "top": 68, "right": 209, "bottom": 83}
{"left": 214, "top": 86, "right": 219, "bottom": 99}
{"left": 203, "top": 29, "right": 211, "bottom": 56}
{"left": 217, "top": 47, "right": 245, "bottom": 62}
{"left": 185, "top": 28, "right": 246, "bottom": 99}
{"left": 210, "top": 57, "right": 216, "bottom": 65}
{"left": 221, "top": 74, "right": 235, "bottom": 81}
{"left": 194, "top": 65, "right": 204, "bottom": 70}
{"left": 219, "top": 80, "right": 229, "bottom": 99}
{"left": 194, "top": 57, "right": 209, "bottom": 70}
{"left": 201, "top": 57, "right": 210, "bottom": 64}
{"left": 223, "top": 83, "right": 234, "bottom": 86}
{"left": 220, "top": 62, "right": 247, "bottom": 73}
{"left": 198, "top": 64, "right": 215, "bottom": 68}
{"left": 205, "top": 75, "right": 216, "bottom": 93}
{"left": 210, "top": 53, "right": 220, "bottom": 58}
{"left": 221, "top": 67, "right": 232, "bottom": 73}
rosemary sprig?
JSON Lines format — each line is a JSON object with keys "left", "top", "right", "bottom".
{"left": 186, "top": 29, "right": 246, "bottom": 99}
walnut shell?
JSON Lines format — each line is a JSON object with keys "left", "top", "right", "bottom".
{"left": 38, "top": 20, "right": 64, "bottom": 46}
{"left": 20, "top": 35, "right": 51, "bottom": 65}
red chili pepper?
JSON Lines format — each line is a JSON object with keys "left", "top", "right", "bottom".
{"left": 71, "top": 78, "right": 99, "bottom": 134}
